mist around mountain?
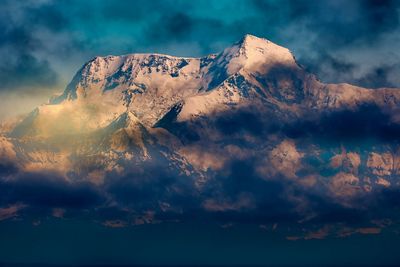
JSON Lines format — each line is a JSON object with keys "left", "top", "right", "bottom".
{"left": 1, "top": 34, "right": 400, "bottom": 240}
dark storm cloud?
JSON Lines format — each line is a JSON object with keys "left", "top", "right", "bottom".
{"left": 24, "top": 3, "right": 69, "bottom": 32}
{"left": 200, "top": 158, "right": 300, "bottom": 224}
{"left": 0, "top": 1, "right": 64, "bottom": 92}
{"left": 105, "top": 159, "right": 199, "bottom": 212}
{"left": 195, "top": 150, "right": 400, "bottom": 226}
{"left": 162, "top": 100, "right": 400, "bottom": 151}
{"left": 100, "top": 0, "right": 168, "bottom": 22}
{"left": 147, "top": 13, "right": 195, "bottom": 41}
{"left": 251, "top": 0, "right": 400, "bottom": 86}
{"left": 252, "top": 0, "right": 400, "bottom": 46}
{"left": 302, "top": 54, "right": 400, "bottom": 89}
{"left": 285, "top": 104, "right": 400, "bottom": 146}
{"left": 142, "top": 101, "right": 400, "bottom": 226}
{"left": 203, "top": 103, "right": 400, "bottom": 147}
{"left": 215, "top": 110, "right": 265, "bottom": 138}
{"left": 0, "top": 162, "right": 18, "bottom": 177}
{"left": 150, "top": 101, "right": 400, "bottom": 226}
{"left": 0, "top": 172, "right": 104, "bottom": 210}
{"left": 300, "top": 52, "right": 358, "bottom": 85}
{"left": 1, "top": 139, "right": 399, "bottom": 229}
{"left": 356, "top": 63, "right": 400, "bottom": 88}
{"left": 0, "top": 54, "right": 58, "bottom": 91}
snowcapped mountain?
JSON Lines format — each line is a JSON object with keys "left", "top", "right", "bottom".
{"left": 13, "top": 35, "right": 400, "bottom": 136}
{"left": 2, "top": 34, "right": 400, "bottom": 224}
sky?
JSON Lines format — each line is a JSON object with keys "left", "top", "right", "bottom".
{"left": 0, "top": 0, "right": 400, "bottom": 119}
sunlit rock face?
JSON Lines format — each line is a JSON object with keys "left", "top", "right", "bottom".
{"left": 2, "top": 34, "right": 400, "bottom": 233}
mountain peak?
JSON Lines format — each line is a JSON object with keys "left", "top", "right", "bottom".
{"left": 235, "top": 34, "right": 291, "bottom": 57}
{"left": 239, "top": 34, "right": 271, "bottom": 47}
{"left": 216, "top": 34, "right": 298, "bottom": 77}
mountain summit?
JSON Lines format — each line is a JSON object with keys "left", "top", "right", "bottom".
{"left": 223, "top": 34, "right": 299, "bottom": 72}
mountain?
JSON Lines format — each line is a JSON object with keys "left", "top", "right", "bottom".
{"left": 1, "top": 34, "right": 400, "bottom": 226}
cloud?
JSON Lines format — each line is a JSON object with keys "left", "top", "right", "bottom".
{"left": 251, "top": 0, "right": 400, "bottom": 47}
{"left": 0, "top": 204, "right": 26, "bottom": 221}
{"left": 0, "top": 54, "right": 58, "bottom": 91}
{"left": 251, "top": 0, "right": 400, "bottom": 87}
{"left": 0, "top": 1, "right": 62, "bottom": 93}
{"left": 356, "top": 63, "right": 400, "bottom": 88}
{"left": 149, "top": 102, "right": 400, "bottom": 228}
{"left": 284, "top": 104, "right": 400, "bottom": 146}
{"left": 105, "top": 161, "right": 199, "bottom": 212}
{"left": 0, "top": 172, "right": 105, "bottom": 210}
{"left": 0, "top": 162, "right": 18, "bottom": 177}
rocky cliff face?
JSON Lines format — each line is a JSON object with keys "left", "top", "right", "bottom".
{"left": 1, "top": 34, "right": 400, "bottom": 231}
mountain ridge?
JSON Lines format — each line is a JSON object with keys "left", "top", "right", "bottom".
{"left": 42, "top": 34, "right": 400, "bottom": 131}
{"left": 1, "top": 35, "right": 400, "bottom": 225}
